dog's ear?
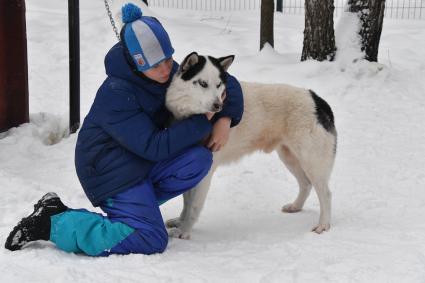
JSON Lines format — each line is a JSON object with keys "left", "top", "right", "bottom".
{"left": 177, "top": 52, "right": 199, "bottom": 76}
{"left": 217, "top": 55, "right": 235, "bottom": 72}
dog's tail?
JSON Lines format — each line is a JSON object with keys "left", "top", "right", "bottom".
{"left": 309, "top": 90, "right": 337, "bottom": 152}
{"left": 309, "top": 90, "right": 335, "bottom": 133}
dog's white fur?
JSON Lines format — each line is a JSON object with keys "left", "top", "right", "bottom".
{"left": 164, "top": 53, "right": 337, "bottom": 239}
{"left": 166, "top": 54, "right": 229, "bottom": 118}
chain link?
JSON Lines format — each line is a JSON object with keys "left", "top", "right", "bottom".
{"left": 104, "top": 0, "right": 120, "bottom": 41}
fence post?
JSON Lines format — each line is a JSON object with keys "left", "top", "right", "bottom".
{"left": 277, "top": 0, "right": 283, "bottom": 12}
{"left": 0, "top": 0, "right": 29, "bottom": 132}
{"left": 69, "top": 0, "right": 80, "bottom": 134}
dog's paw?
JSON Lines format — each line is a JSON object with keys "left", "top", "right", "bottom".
{"left": 166, "top": 217, "right": 181, "bottom": 228}
{"left": 311, "top": 223, "right": 330, "bottom": 234}
{"left": 167, "top": 227, "right": 191, "bottom": 239}
{"left": 281, "top": 203, "right": 302, "bottom": 213}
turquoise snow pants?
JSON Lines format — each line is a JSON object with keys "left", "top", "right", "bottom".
{"left": 49, "top": 146, "right": 212, "bottom": 256}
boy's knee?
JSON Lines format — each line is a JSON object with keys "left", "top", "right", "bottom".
{"left": 133, "top": 227, "right": 168, "bottom": 254}
{"left": 151, "top": 235, "right": 168, "bottom": 254}
{"left": 155, "top": 229, "right": 168, "bottom": 253}
{"left": 186, "top": 146, "right": 213, "bottom": 169}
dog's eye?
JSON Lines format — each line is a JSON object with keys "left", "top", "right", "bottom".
{"left": 198, "top": 80, "right": 208, "bottom": 88}
{"left": 216, "top": 82, "right": 222, "bottom": 88}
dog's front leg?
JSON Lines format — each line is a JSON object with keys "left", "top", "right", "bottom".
{"left": 166, "top": 168, "right": 215, "bottom": 239}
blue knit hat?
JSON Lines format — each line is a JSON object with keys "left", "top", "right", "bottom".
{"left": 121, "top": 3, "right": 174, "bottom": 72}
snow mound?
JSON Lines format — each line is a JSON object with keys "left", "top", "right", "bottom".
{"left": 1, "top": 113, "right": 69, "bottom": 146}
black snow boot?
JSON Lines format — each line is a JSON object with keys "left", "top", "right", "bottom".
{"left": 5, "top": 192, "right": 68, "bottom": 251}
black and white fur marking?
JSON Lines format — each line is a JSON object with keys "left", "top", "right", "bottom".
{"left": 166, "top": 53, "right": 233, "bottom": 120}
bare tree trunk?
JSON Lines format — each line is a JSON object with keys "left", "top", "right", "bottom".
{"left": 260, "top": 0, "right": 274, "bottom": 50}
{"left": 349, "top": 0, "right": 386, "bottom": 62}
{"left": 301, "top": 0, "right": 336, "bottom": 61}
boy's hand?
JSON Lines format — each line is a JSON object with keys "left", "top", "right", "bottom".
{"left": 206, "top": 117, "right": 231, "bottom": 152}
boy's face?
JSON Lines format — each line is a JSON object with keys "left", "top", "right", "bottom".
{"left": 142, "top": 57, "right": 173, "bottom": 83}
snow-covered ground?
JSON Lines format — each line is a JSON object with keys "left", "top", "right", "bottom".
{"left": 1, "top": 1, "right": 425, "bottom": 282}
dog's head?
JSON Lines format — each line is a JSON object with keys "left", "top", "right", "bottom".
{"left": 166, "top": 52, "right": 234, "bottom": 120}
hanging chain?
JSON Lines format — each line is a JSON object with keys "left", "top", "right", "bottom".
{"left": 104, "top": 0, "right": 120, "bottom": 41}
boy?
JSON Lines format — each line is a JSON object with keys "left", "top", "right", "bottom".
{"left": 5, "top": 3, "right": 243, "bottom": 256}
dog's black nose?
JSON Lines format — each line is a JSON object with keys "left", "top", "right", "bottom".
{"left": 212, "top": 103, "right": 222, "bottom": 112}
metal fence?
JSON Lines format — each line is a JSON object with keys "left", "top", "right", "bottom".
{"left": 149, "top": 0, "right": 261, "bottom": 10}
{"left": 384, "top": 0, "right": 424, "bottom": 19}
{"left": 148, "top": 0, "right": 425, "bottom": 19}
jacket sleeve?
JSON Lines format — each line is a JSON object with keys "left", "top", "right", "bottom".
{"left": 212, "top": 73, "right": 244, "bottom": 127}
{"left": 97, "top": 88, "right": 212, "bottom": 162}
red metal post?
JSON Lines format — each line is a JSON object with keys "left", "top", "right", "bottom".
{"left": 0, "top": 0, "right": 29, "bottom": 132}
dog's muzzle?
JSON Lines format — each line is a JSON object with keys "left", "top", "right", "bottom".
{"left": 211, "top": 102, "right": 223, "bottom": 112}
{"left": 210, "top": 91, "right": 226, "bottom": 112}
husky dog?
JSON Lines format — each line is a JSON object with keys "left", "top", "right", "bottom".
{"left": 165, "top": 52, "right": 337, "bottom": 239}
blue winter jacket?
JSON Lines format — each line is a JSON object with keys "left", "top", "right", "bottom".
{"left": 75, "top": 42, "right": 244, "bottom": 207}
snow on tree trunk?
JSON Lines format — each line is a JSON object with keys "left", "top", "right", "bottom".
{"left": 301, "top": 0, "right": 336, "bottom": 61}
{"left": 349, "top": 0, "right": 386, "bottom": 62}
{"left": 334, "top": 12, "right": 364, "bottom": 64}
{"left": 260, "top": 0, "right": 274, "bottom": 50}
